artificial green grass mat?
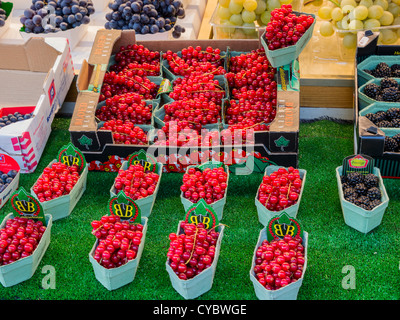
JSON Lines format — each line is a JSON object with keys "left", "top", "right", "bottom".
{"left": 0, "top": 117, "right": 399, "bottom": 300}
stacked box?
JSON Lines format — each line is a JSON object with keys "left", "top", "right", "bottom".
{"left": 69, "top": 30, "right": 301, "bottom": 173}
{"left": 355, "top": 31, "right": 400, "bottom": 178}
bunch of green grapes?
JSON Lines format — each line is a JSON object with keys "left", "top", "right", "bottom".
{"left": 216, "top": 0, "right": 293, "bottom": 38}
{"left": 316, "top": 0, "right": 400, "bottom": 49}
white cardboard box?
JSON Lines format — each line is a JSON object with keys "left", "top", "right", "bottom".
{"left": 0, "top": 37, "right": 75, "bottom": 173}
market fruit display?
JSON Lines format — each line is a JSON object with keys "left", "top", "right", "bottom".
{"left": 0, "top": 111, "right": 34, "bottom": 129}
{"left": 263, "top": 4, "right": 315, "bottom": 50}
{"left": 257, "top": 167, "right": 303, "bottom": 212}
{"left": 384, "top": 133, "right": 400, "bottom": 151}
{"left": 0, "top": 170, "right": 18, "bottom": 194}
{"left": 215, "top": 0, "right": 295, "bottom": 39}
{"left": 167, "top": 222, "right": 220, "bottom": 280}
{"left": 0, "top": 217, "right": 47, "bottom": 265}
{"left": 32, "top": 162, "right": 81, "bottom": 202}
{"left": 96, "top": 92, "right": 153, "bottom": 124}
{"left": 20, "top": 0, "right": 94, "bottom": 34}
{"left": 317, "top": 0, "right": 400, "bottom": 47}
{"left": 113, "top": 162, "right": 160, "bottom": 200}
{"left": 363, "top": 62, "right": 400, "bottom": 78}
{"left": 253, "top": 234, "right": 305, "bottom": 290}
{"left": 364, "top": 107, "right": 400, "bottom": 128}
{"left": 180, "top": 166, "right": 228, "bottom": 205}
{"left": 362, "top": 78, "right": 400, "bottom": 102}
{"left": 91, "top": 214, "right": 144, "bottom": 268}
{"left": 99, "top": 120, "right": 149, "bottom": 145}
{"left": 341, "top": 171, "right": 382, "bottom": 210}
{"left": 104, "top": 0, "right": 186, "bottom": 38}
{"left": 162, "top": 46, "right": 226, "bottom": 77}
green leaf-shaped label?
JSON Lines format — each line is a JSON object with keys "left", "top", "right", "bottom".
{"left": 266, "top": 212, "right": 303, "bottom": 241}
{"left": 10, "top": 187, "right": 46, "bottom": 225}
{"left": 274, "top": 136, "right": 290, "bottom": 151}
{"left": 109, "top": 191, "right": 141, "bottom": 223}
{"left": 57, "top": 142, "right": 87, "bottom": 173}
{"left": 127, "top": 149, "right": 158, "bottom": 172}
{"left": 77, "top": 134, "right": 93, "bottom": 150}
{"left": 184, "top": 199, "right": 219, "bottom": 230}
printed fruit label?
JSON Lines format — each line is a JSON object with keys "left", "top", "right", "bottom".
{"left": 57, "top": 142, "right": 87, "bottom": 173}
{"left": 10, "top": 187, "right": 46, "bottom": 225}
{"left": 342, "top": 154, "right": 374, "bottom": 176}
{"left": 109, "top": 191, "right": 141, "bottom": 223}
{"left": 266, "top": 213, "right": 303, "bottom": 241}
{"left": 184, "top": 199, "right": 219, "bottom": 230}
{"left": 0, "top": 153, "right": 20, "bottom": 173}
{"left": 127, "top": 149, "right": 158, "bottom": 172}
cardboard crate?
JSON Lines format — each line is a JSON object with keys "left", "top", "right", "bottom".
{"left": 355, "top": 31, "right": 400, "bottom": 178}
{"left": 69, "top": 29, "right": 300, "bottom": 173}
{"left": 0, "top": 37, "right": 75, "bottom": 173}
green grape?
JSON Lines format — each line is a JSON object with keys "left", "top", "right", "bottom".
{"left": 218, "top": 6, "right": 232, "bottom": 20}
{"left": 353, "top": 5, "right": 369, "bottom": 20}
{"left": 242, "top": 22, "right": 257, "bottom": 34}
{"left": 219, "top": 0, "right": 231, "bottom": 8}
{"left": 336, "top": 20, "right": 344, "bottom": 30}
{"left": 392, "top": 0, "right": 400, "bottom": 6}
{"left": 319, "top": 20, "right": 334, "bottom": 36}
{"left": 379, "top": 29, "right": 397, "bottom": 44}
{"left": 220, "top": 20, "right": 235, "bottom": 33}
{"left": 267, "top": 0, "right": 281, "bottom": 11}
{"left": 340, "top": 0, "right": 357, "bottom": 8}
{"left": 341, "top": 16, "right": 351, "bottom": 29}
{"left": 342, "top": 5, "right": 355, "bottom": 15}
{"left": 243, "top": 0, "right": 258, "bottom": 11}
{"left": 318, "top": 6, "right": 333, "bottom": 19}
{"left": 230, "top": 13, "right": 244, "bottom": 25}
{"left": 368, "top": 5, "right": 384, "bottom": 19}
{"left": 379, "top": 10, "right": 394, "bottom": 25}
{"left": 374, "top": 0, "right": 388, "bottom": 10}
{"left": 233, "top": 0, "right": 245, "bottom": 4}
{"left": 260, "top": 10, "right": 271, "bottom": 24}
{"left": 387, "top": 3, "right": 400, "bottom": 17}
{"left": 397, "top": 28, "right": 400, "bottom": 38}
{"left": 348, "top": 19, "right": 364, "bottom": 32}
{"left": 342, "top": 33, "right": 357, "bottom": 49}
{"left": 331, "top": 7, "right": 344, "bottom": 21}
{"left": 363, "top": 18, "right": 381, "bottom": 30}
{"left": 229, "top": 0, "right": 244, "bottom": 14}
{"left": 242, "top": 9, "right": 256, "bottom": 22}
{"left": 279, "top": 0, "right": 293, "bottom": 4}
{"left": 232, "top": 28, "right": 246, "bottom": 38}
{"left": 359, "top": 0, "right": 373, "bottom": 8}
{"left": 254, "top": 0, "right": 267, "bottom": 14}
{"left": 394, "top": 16, "right": 400, "bottom": 25}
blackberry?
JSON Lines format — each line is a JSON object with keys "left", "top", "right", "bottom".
{"left": 384, "top": 136, "right": 399, "bottom": 152}
{"left": 386, "top": 107, "right": 400, "bottom": 120}
{"left": 392, "top": 69, "right": 400, "bottom": 78}
{"left": 391, "top": 64, "right": 400, "bottom": 74}
{"left": 381, "top": 87, "right": 400, "bottom": 102}
{"left": 345, "top": 193, "right": 357, "bottom": 204}
{"left": 367, "top": 187, "right": 381, "bottom": 201}
{"left": 375, "top": 94, "right": 383, "bottom": 101}
{"left": 374, "top": 111, "right": 388, "bottom": 122}
{"left": 393, "top": 133, "right": 400, "bottom": 145}
{"left": 343, "top": 187, "right": 357, "bottom": 198}
{"left": 342, "top": 182, "right": 351, "bottom": 190}
{"left": 363, "top": 83, "right": 381, "bottom": 99}
{"left": 376, "top": 120, "right": 392, "bottom": 127}
{"left": 370, "top": 199, "right": 382, "bottom": 209}
{"left": 373, "top": 62, "right": 391, "bottom": 77}
{"left": 364, "top": 173, "right": 379, "bottom": 189}
{"left": 356, "top": 195, "right": 370, "bottom": 208}
{"left": 354, "top": 183, "right": 367, "bottom": 196}
{"left": 364, "top": 69, "right": 373, "bottom": 75}
{"left": 365, "top": 113, "right": 378, "bottom": 124}
{"left": 391, "top": 118, "right": 400, "bottom": 128}
{"left": 347, "top": 171, "right": 364, "bottom": 186}
{"left": 380, "top": 77, "right": 398, "bottom": 89}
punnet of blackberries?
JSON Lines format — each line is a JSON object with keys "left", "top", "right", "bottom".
{"left": 341, "top": 171, "right": 382, "bottom": 211}
{"left": 363, "top": 77, "right": 400, "bottom": 102}
{"left": 0, "top": 112, "right": 34, "bottom": 129}
{"left": 364, "top": 107, "right": 400, "bottom": 128}
{"left": 363, "top": 62, "right": 400, "bottom": 78}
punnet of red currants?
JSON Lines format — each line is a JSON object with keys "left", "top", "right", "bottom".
{"left": 257, "top": 167, "right": 303, "bottom": 212}
{"left": 181, "top": 166, "right": 228, "bottom": 205}
{"left": 167, "top": 221, "right": 220, "bottom": 280}
{"left": 113, "top": 162, "right": 160, "bottom": 201}
{"left": 263, "top": 4, "right": 314, "bottom": 51}
{"left": 32, "top": 161, "right": 81, "bottom": 202}
{"left": 0, "top": 217, "right": 47, "bottom": 266}
{"left": 253, "top": 234, "right": 305, "bottom": 290}
{"left": 99, "top": 119, "right": 149, "bottom": 145}
{"left": 91, "top": 214, "right": 144, "bottom": 269}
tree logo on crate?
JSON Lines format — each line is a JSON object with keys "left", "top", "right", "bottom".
{"left": 274, "top": 136, "right": 290, "bottom": 151}
{"left": 10, "top": 187, "right": 46, "bottom": 225}
{"left": 127, "top": 149, "right": 158, "bottom": 173}
{"left": 57, "top": 142, "right": 87, "bottom": 173}
{"left": 266, "top": 213, "right": 303, "bottom": 241}
{"left": 184, "top": 199, "right": 219, "bottom": 230}
{"left": 77, "top": 134, "right": 93, "bottom": 150}
{"left": 109, "top": 191, "right": 141, "bottom": 223}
